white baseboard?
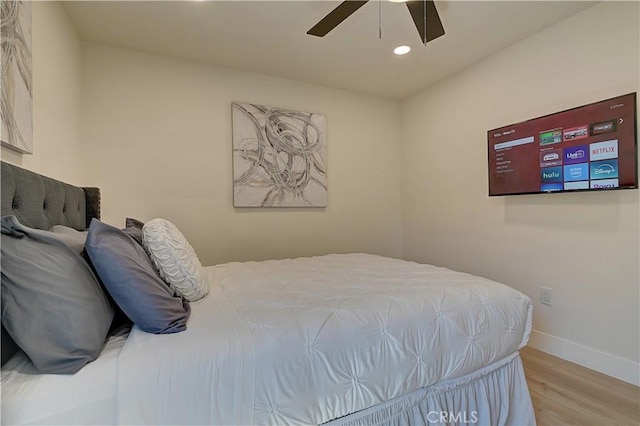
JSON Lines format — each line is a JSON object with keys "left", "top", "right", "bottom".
{"left": 528, "top": 329, "right": 640, "bottom": 387}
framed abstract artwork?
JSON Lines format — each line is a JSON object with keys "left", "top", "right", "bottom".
{"left": 232, "top": 102, "right": 327, "bottom": 207}
{"left": 1, "top": 0, "right": 33, "bottom": 154}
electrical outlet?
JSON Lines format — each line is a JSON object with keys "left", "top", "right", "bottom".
{"left": 540, "top": 287, "right": 553, "bottom": 306}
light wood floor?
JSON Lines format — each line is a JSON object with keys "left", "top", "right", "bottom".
{"left": 520, "top": 346, "right": 640, "bottom": 425}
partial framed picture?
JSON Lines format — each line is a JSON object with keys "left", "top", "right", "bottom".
{"left": 232, "top": 102, "right": 327, "bottom": 207}
{"left": 1, "top": 0, "right": 33, "bottom": 154}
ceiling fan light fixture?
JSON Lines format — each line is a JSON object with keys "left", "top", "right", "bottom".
{"left": 307, "top": 0, "right": 444, "bottom": 43}
{"left": 394, "top": 45, "right": 411, "bottom": 55}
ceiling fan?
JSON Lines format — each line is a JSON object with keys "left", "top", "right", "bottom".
{"left": 307, "top": 0, "right": 445, "bottom": 45}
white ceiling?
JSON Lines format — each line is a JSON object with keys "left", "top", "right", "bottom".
{"left": 63, "top": 1, "right": 598, "bottom": 99}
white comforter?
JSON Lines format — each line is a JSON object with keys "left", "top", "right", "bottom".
{"left": 116, "top": 254, "right": 533, "bottom": 425}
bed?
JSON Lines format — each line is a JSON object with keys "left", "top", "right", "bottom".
{"left": 0, "top": 161, "right": 536, "bottom": 425}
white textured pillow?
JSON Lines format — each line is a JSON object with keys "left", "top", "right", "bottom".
{"left": 142, "top": 218, "right": 209, "bottom": 301}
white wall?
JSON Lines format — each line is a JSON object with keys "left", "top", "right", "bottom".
{"left": 1, "top": 1, "right": 84, "bottom": 184}
{"left": 401, "top": 2, "right": 639, "bottom": 385}
{"left": 80, "top": 43, "right": 403, "bottom": 266}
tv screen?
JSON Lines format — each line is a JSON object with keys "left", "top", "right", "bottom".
{"left": 488, "top": 93, "right": 637, "bottom": 196}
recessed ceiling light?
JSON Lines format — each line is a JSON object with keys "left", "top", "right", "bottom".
{"left": 389, "top": 0, "right": 407, "bottom": 3}
{"left": 394, "top": 45, "right": 411, "bottom": 55}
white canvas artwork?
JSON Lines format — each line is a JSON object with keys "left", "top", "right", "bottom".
{"left": 0, "top": 0, "right": 33, "bottom": 154}
{"left": 232, "top": 102, "right": 327, "bottom": 207}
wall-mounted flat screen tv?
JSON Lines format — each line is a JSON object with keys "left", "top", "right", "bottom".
{"left": 488, "top": 93, "right": 637, "bottom": 196}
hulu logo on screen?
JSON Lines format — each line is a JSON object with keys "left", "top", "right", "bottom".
{"left": 541, "top": 166, "right": 563, "bottom": 183}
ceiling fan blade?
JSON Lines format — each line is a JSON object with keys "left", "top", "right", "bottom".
{"left": 406, "top": 0, "right": 445, "bottom": 44}
{"left": 307, "top": 1, "right": 369, "bottom": 37}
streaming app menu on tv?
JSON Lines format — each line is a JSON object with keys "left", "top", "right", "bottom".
{"left": 488, "top": 93, "right": 636, "bottom": 195}
{"left": 539, "top": 139, "right": 619, "bottom": 191}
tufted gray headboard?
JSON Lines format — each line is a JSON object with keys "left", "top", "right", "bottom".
{"left": 1, "top": 161, "right": 101, "bottom": 365}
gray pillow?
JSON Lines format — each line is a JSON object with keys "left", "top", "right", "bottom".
{"left": 85, "top": 219, "right": 190, "bottom": 334}
{"left": 0, "top": 216, "right": 114, "bottom": 374}
{"left": 123, "top": 217, "right": 144, "bottom": 246}
{"left": 46, "top": 225, "right": 88, "bottom": 253}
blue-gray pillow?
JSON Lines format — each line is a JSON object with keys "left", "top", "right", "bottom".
{"left": 0, "top": 216, "right": 114, "bottom": 374}
{"left": 84, "top": 219, "right": 190, "bottom": 334}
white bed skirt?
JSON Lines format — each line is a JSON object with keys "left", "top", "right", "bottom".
{"left": 326, "top": 352, "right": 536, "bottom": 426}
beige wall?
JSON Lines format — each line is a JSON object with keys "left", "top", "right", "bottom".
{"left": 401, "top": 2, "right": 639, "bottom": 383}
{"left": 1, "top": 2, "right": 84, "bottom": 184}
{"left": 80, "top": 43, "right": 403, "bottom": 266}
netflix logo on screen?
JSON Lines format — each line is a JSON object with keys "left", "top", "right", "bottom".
{"left": 590, "top": 140, "right": 618, "bottom": 161}
{"left": 488, "top": 92, "right": 637, "bottom": 196}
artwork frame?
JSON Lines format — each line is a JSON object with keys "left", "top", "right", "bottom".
{"left": 1, "top": 0, "right": 33, "bottom": 154}
{"left": 232, "top": 102, "right": 327, "bottom": 207}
